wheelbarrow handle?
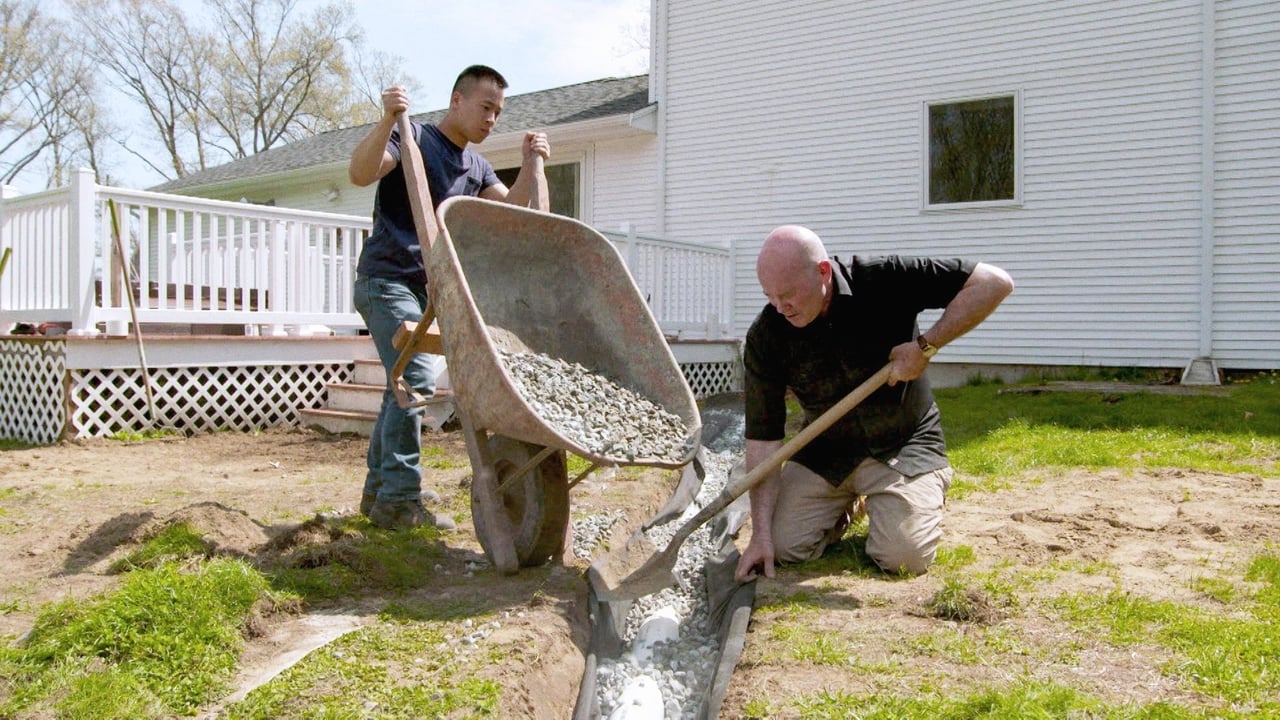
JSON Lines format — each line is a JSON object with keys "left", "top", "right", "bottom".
{"left": 528, "top": 153, "right": 547, "bottom": 211}
{"left": 388, "top": 111, "right": 445, "bottom": 410}
{"left": 395, "top": 112, "right": 441, "bottom": 252}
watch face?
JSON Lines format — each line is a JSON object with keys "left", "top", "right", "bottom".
{"left": 917, "top": 335, "right": 937, "bottom": 358}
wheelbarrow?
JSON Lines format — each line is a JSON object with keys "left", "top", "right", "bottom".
{"left": 387, "top": 115, "right": 702, "bottom": 575}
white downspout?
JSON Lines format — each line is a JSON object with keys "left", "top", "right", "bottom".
{"left": 1197, "top": 0, "right": 1216, "bottom": 361}
{"left": 651, "top": 0, "right": 667, "bottom": 236}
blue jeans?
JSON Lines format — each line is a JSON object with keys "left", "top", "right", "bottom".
{"left": 353, "top": 275, "right": 437, "bottom": 502}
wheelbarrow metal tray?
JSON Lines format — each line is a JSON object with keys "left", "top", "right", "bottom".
{"left": 429, "top": 196, "right": 701, "bottom": 468}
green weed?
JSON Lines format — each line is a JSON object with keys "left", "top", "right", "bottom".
{"left": 1052, "top": 551, "right": 1280, "bottom": 704}
{"left": 421, "top": 445, "right": 467, "bottom": 470}
{"left": 107, "top": 428, "right": 183, "bottom": 442}
{"left": 1, "top": 558, "right": 281, "bottom": 717}
{"left": 109, "top": 522, "right": 210, "bottom": 572}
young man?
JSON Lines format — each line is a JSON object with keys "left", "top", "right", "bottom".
{"left": 735, "top": 225, "right": 1013, "bottom": 580}
{"left": 348, "top": 65, "right": 551, "bottom": 530}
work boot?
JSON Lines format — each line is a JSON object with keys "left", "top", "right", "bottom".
{"left": 369, "top": 499, "right": 428, "bottom": 530}
{"left": 362, "top": 488, "right": 432, "bottom": 516}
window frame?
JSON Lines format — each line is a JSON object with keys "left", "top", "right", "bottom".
{"left": 920, "top": 90, "right": 1023, "bottom": 212}
{"left": 494, "top": 149, "right": 588, "bottom": 221}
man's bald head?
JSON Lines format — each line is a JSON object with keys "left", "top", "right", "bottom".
{"left": 756, "top": 225, "right": 834, "bottom": 328}
{"left": 758, "top": 225, "right": 829, "bottom": 276}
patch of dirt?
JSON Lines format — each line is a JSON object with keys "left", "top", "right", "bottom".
{"left": 1, "top": 427, "right": 1277, "bottom": 717}
{"left": 722, "top": 466, "right": 1280, "bottom": 717}
{"left": 0, "top": 426, "right": 673, "bottom": 719}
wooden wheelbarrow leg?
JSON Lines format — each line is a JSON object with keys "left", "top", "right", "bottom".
{"left": 389, "top": 314, "right": 446, "bottom": 409}
{"left": 391, "top": 111, "right": 518, "bottom": 574}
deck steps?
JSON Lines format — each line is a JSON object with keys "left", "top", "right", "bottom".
{"left": 299, "top": 358, "right": 455, "bottom": 436}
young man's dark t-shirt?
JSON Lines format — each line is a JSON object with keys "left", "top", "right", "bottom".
{"left": 356, "top": 122, "right": 500, "bottom": 285}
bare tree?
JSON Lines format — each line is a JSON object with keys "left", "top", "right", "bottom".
{"left": 0, "top": 1, "right": 64, "bottom": 184}
{"left": 69, "top": 0, "right": 214, "bottom": 180}
{"left": 202, "top": 0, "right": 359, "bottom": 158}
{"left": 613, "top": 8, "right": 650, "bottom": 73}
{"left": 347, "top": 42, "right": 422, "bottom": 127}
{"left": 37, "top": 29, "right": 113, "bottom": 188}
{"left": 7, "top": 0, "right": 417, "bottom": 188}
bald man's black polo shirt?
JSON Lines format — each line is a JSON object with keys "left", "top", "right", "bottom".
{"left": 743, "top": 255, "right": 975, "bottom": 485}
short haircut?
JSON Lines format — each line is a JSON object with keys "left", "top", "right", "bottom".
{"left": 453, "top": 65, "right": 508, "bottom": 95}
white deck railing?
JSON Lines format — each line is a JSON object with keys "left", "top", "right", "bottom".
{"left": 602, "top": 226, "right": 734, "bottom": 340}
{"left": 1, "top": 168, "right": 733, "bottom": 339}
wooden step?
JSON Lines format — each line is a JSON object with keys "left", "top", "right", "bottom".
{"left": 298, "top": 350, "right": 455, "bottom": 437}
{"left": 328, "top": 382, "right": 388, "bottom": 414}
{"left": 327, "top": 383, "right": 455, "bottom": 415}
{"left": 352, "top": 358, "right": 387, "bottom": 386}
{"left": 299, "top": 394, "right": 455, "bottom": 436}
{"left": 352, "top": 357, "right": 450, "bottom": 387}
{"left": 298, "top": 407, "right": 379, "bottom": 436}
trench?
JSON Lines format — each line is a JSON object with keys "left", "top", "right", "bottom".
{"left": 574, "top": 393, "right": 754, "bottom": 720}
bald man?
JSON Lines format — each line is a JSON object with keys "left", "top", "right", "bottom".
{"left": 735, "top": 225, "right": 1013, "bottom": 581}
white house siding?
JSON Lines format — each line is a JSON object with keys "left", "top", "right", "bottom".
{"left": 659, "top": 0, "right": 1256, "bottom": 369}
{"left": 177, "top": 170, "right": 375, "bottom": 218}
{"left": 588, "top": 135, "right": 662, "bottom": 234}
{"left": 1212, "top": 0, "right": 1280, "bottom": 368}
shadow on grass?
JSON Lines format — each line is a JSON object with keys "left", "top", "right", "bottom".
{"left": 936, "top": 375, "right": 1280, "bottom": 450}
{"left": 752, "top": 532, "right": 921, "bottom": 613}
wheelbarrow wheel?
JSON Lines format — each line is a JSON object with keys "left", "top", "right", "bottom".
{"left": 472, "top": 435, "right": 570, "bottom": 568}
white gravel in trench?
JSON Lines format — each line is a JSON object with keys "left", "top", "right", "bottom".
{"left": 574, "top": 448, "right": 740, "bottom": 719}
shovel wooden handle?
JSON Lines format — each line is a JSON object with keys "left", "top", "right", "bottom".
{"left": 655, "top": 363, "right": 893, "bottom": 549}
{"left": 721, "top": 363, "right": 892, "bottom": 500}
{"left": 592, "top": 363, "right": 900, "bottom": 600}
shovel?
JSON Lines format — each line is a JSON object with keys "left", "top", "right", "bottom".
{"left": 588, "top": 362, "right": 893, "bottom": 601}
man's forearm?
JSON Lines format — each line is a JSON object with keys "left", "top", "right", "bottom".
{"left": 348, "top": 116, "right": 396, "bottom": 187}
{"left": 503, "top": 157, "right": 549, "bottom": 211}
{"left": 745, "top": 438, "right": 783, "bottom": 541}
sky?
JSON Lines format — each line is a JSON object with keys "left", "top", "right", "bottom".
{"left": 15, "top": 0, "right": 650, "bottom": 192}
{"left": 357, "top": 0, "right": 651, "bottom": 111}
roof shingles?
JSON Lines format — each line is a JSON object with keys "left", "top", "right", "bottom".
{"left": 153, "top": 74, "right": 650, "bottom": 192}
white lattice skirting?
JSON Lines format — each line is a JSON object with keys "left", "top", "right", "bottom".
{"left": 68, "top": 363, "right": 353, "bottom": 439}
{"left": 1, "top": 337, "right": 742, "bottom": 445}
{"left": 1, "top": 338, "right": 354, "bottom": 443}
{"left": 0, "top": 338, "right": 68, "bottom": 445}
{"left": 681, "top": 360, "right": 741, "bottom": 398}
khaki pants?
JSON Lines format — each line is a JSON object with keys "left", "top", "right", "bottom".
{"left": 761, "top": 456, "right": 952, "bottom": 575}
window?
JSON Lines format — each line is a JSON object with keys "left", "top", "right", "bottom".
{"left": 925, "top": 93, "right": 1019, "bottom": 208}
{"left": 495, "top": 161, "right": 580, "bottom": 218}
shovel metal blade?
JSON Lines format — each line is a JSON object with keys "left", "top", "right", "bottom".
{"left": 586, "top": 532, "right": 679, "bottom": 602}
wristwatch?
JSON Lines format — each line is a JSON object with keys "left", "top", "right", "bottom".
{"left": 916, "top": 334, "right": 938, "bottom": 360}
